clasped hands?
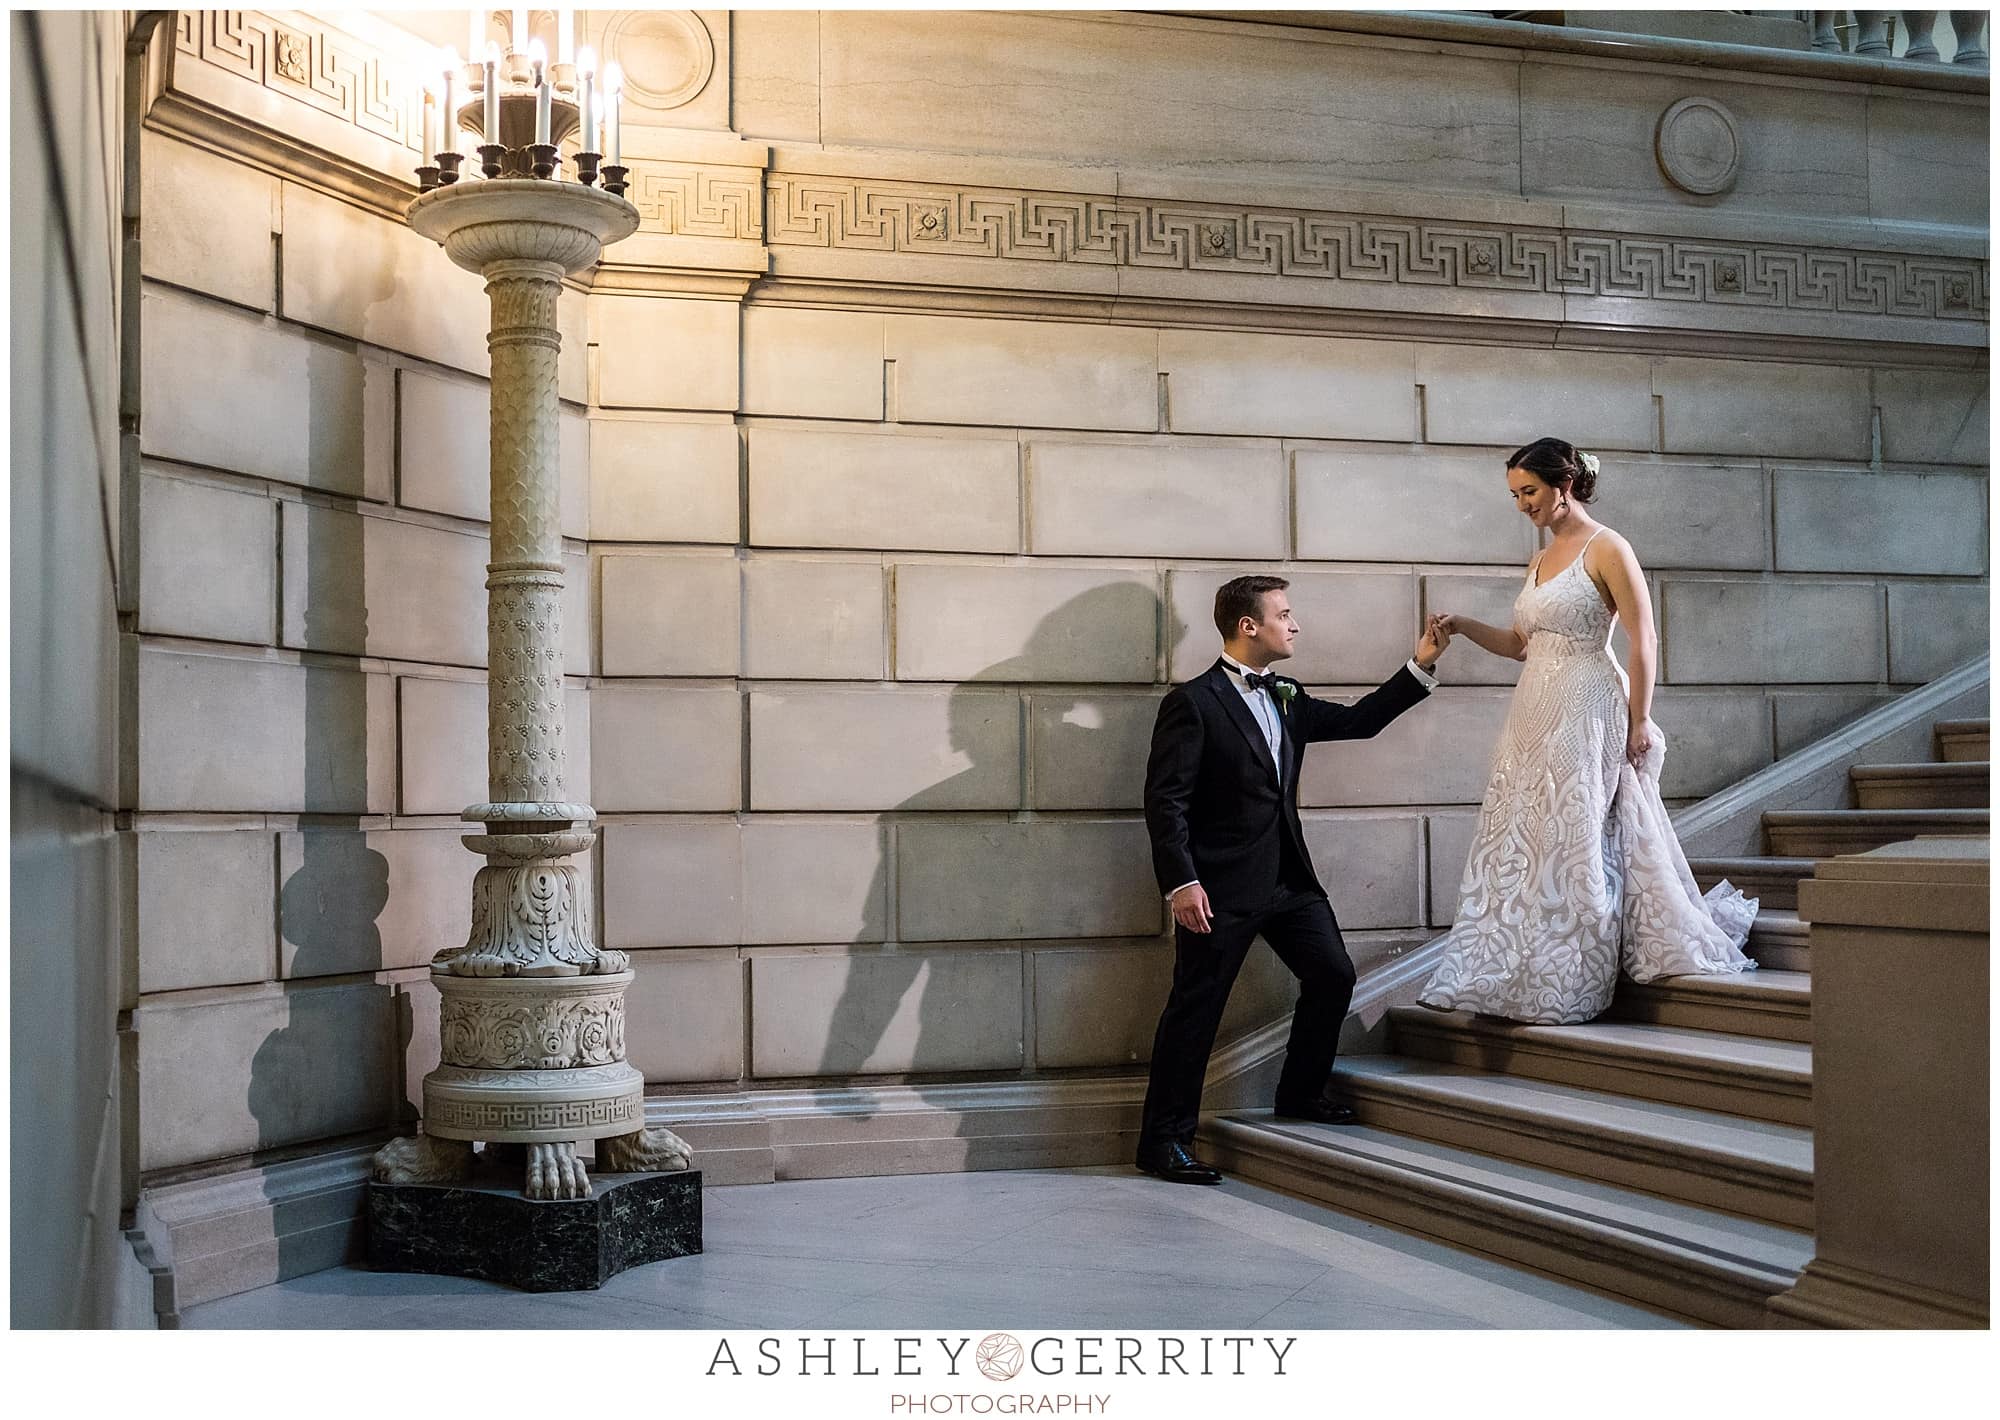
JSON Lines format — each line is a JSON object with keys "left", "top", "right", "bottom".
{"left": 1418, "top": 614, "right": 1453, "bottom": 669}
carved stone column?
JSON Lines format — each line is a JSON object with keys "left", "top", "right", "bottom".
{"left": 372, "top": 179, "right": 689, "bottom": 1200}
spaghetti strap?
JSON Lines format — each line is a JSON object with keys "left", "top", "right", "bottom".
{"left": 1532, "top": 527, "right": 1606, "bottom": 589}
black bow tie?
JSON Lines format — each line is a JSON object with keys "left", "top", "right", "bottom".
{"left": 1243, "top": 671, "right": 1281, "bottom": 693}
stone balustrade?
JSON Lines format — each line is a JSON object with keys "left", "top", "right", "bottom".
{"left": 1492, "top": 8, "right": 1988, "bottom": 65}
{"left": 1810, "top": 10, "right": 1987, "bottom": 64}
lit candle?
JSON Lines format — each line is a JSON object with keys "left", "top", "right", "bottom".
{"left": 440, "top": 47, "right": 459, "bottom": 155}
{"left": 511, "top": 7, "right": 526, "bottom": 57}
{"left": 531, "top": 39, "right": 550, "bottom": 146}
{"left": 577, "top": 45, "right": 596, "bottom": 153}
{"left": 483, "top": 42, "right": 499, "bottom": 146}
{"left": 558, "top": 8, "right": 575, "bottom": 65}
{"left": 604, "top": 62, "right": 621, "bottom": 167}
{"left": 421, "top": 84, "right": 437, "bottom": 161}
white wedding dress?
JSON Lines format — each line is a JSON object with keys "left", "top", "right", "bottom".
{"left": 1417, "top": 531, "right": 1757, "bottom": 1025}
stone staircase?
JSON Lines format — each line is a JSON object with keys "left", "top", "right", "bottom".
{"left": 1202, "top": 717, "right": 1990, "bottom": 1328}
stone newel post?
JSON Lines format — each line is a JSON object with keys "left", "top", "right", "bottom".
{"left": 372, "top": 179, "right": 689, "bottom": 1201}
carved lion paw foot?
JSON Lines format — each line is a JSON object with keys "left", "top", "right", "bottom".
{"left": 598, "top": 1125, "right": 693, "bottom": 1173}
{"left": 525, "top": 1140, "right": 592, "bottom": 1199}
{"left": 372, "top": 1132, "right": 475, "bottom": 1185}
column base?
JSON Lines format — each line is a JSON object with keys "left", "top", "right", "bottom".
{"left": 367, "top": 1166, "right": 703, "bottom": 1292}
{"left": 421, "top": 1060, "right": 646, "bottom": 1142}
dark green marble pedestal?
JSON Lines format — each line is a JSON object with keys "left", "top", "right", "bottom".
{"left": 367, "top": 1166, "right": 702, "bottom": 1292}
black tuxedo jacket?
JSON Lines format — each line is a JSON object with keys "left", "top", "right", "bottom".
{"left": 1143, "top": 661, "right": 1432, "bottom": 912}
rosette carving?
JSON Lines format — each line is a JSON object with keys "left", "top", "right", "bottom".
{"left": 439, "top": 992, "right": 626, "bottom": 1069}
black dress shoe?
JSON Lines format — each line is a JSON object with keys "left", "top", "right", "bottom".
{"left": 1272, "top": 1097, "right": 1360, "bottom": 1126}
{"left": 1134, "top": 1141, "right": 1223, "bottom": 1185}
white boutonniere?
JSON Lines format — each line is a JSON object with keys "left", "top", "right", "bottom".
{"left": 1273, "top": 681, "right": 1296, "bottom": 716}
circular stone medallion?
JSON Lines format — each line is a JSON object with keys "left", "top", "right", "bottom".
{"left": 602, "top": 9, "right": 716, "bottom": 111}
{"left": 1655, "top": 97, "right": 1742, "bottom": 196}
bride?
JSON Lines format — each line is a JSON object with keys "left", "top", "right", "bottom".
{"left": 1417, "top": 437, "right": 1755, "bottom": 1025}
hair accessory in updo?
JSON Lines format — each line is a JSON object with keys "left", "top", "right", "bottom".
{"left": 1507, "top": 437, "right": 1599, "bottom": 504}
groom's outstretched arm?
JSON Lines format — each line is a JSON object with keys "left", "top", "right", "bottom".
{"left": 1143, "top": 687, "right": 1204, "bottom": 895}
{"left": 1290, "top": 664, "right": 1432, "bottom": 744}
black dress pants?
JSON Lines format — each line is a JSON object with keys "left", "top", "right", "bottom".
{"left": 1137, "top": 887, "right": 1359, "bottom": 1150}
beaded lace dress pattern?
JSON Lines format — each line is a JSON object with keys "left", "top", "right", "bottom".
{"left": 1419, "top": 532, "right": 1756, "bottom": 1024}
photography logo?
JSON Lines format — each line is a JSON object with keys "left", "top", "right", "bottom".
{"left": 974, "top": 1333, "right": 1024, "bottom": 1382}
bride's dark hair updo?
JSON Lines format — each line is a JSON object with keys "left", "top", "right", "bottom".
{"left": 1508, "top": 437, "right": 1599, "bottom": 504}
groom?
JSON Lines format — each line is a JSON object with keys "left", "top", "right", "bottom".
{"left": 1136, "top": 575, "right": 1449, "bottom": 1184}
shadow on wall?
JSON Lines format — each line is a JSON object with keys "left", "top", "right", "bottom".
{"left": 815, "top": 584, "right": 1184, "bottom": 1166}
{"left": 249, "top": 491, "right": 391, "bottom": 1281}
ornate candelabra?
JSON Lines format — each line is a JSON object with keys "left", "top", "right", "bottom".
{"left": 413, "top": 12, "right": 628, "bottom": 198}
{"left": 372, "top": 21, "right": 684, "bottom": 1207}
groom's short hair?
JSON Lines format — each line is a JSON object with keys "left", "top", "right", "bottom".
{"left": 1214, "top": 575, "right": 1289, "bottom": 639}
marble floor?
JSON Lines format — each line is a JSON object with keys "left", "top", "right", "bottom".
{"left": 182, "top": 1166, "right": 1685, "bottom": 1329}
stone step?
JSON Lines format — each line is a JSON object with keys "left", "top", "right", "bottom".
{"left": 1388, "top": 1008, "right": 1812, "bottom": 1125}
{"left": 1332, "top": 1055, "right": 1814, "bottom": 1229}
{"left": 1762, "top": 807, "right": 1988, "bottom": 857}
{"left": 1200, "top": 1115, "right": 1813, "bottom": 1328}
{"left": 1934, "top": 719, "right": 1990, "bottom": 763}
{"left": 1605, "top": 968, "right": 1811, "bottom": 1043}
{"left": 1850, "top": 761, "right": 1990, "bottom": 809}
{"left": 1690, "top": 857, "right": 1815, "bottom": 911}
{"left": 1745, "top": 910, "right": 1810, "bottom": 972}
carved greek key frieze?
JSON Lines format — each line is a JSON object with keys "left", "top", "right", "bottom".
{"left": 764, "top": 173, "right": 1988, "bottom": 322}
{"left": 175, "top": 10, "right": 416, "bottom": 153}
{"left": 629, "top": 162, "right": 764, "bottom": 241}
{"left": 424, "top": 1094, "right": 643, "bottom": 1135}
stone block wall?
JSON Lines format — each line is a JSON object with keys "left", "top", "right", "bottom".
{"left": 121, "top": 8, "right": 1989, "bottom": 1186}
{"left": 11, "top": 10, "right": 136, "bottom": 1326}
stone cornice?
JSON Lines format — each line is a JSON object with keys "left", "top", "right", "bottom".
{"left": 1177, "top": 9, "right": 1993, "bottom": 95}
{"left": 739, "top": 279, "right": 1987, "bottom": 371}
{"left": 148, "top": 7, "right": 1988, "bottom": 356}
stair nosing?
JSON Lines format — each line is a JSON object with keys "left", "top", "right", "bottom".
{"left": 1208, "top": 1117, "right": 1810, "bottom": 1290}
{"left": 1389, "top": 1010, "right": 1811, "bottom": 1083}
{"left": 1615, "top": 971, "right": 1811, "bottom": 1010}
{"left": 1762, "top": 808, "right": 1989, "bottom": 824}
{"left": 1334, "top": 1057, "right": 1813, "bottom": 1191}
{"left": 1849, "top": 761, "right": 1989, "bottom": 778}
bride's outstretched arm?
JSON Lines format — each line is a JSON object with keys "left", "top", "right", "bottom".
{"left": 1430, "top": 614, "right": 1524, "bottom": 661}
{"left": 1598, "top": 533, "right": 1660, "bottom": 765}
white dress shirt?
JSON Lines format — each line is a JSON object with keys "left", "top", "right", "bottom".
{"left": 1167, "top": 655, "right": 1440, "bottom": 901}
